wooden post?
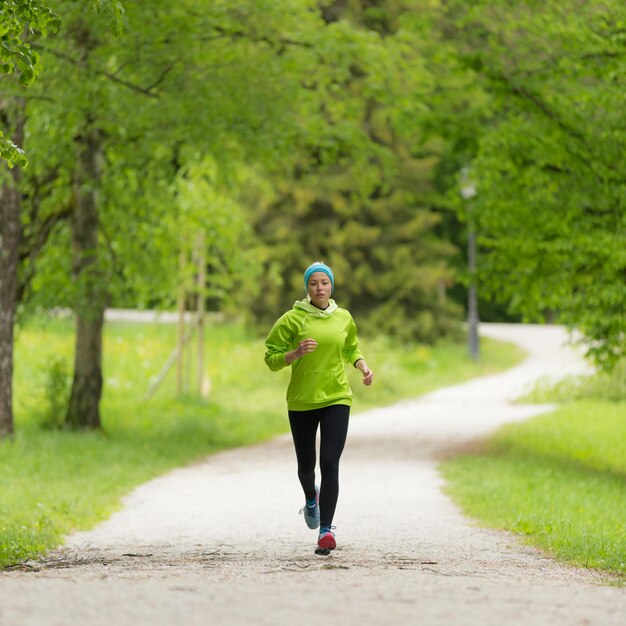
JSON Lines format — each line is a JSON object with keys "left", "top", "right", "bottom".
{"left": 145, "top": 318, "right": 198, "bottom": 400}
{"left": 467, "top": 218, "right": 480, "bottom": 362}
{"left": 196, "top": 232, "right": 206, "bottom": 396}
{"left": 177, "top": 247, "right": 186, "bottom": 395}
{"left": 460, "top": 167, "right": 479, "bottom": 362}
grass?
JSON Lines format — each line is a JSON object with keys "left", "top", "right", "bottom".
{"left": 441, "top": 363, "right": 626, "bottom": 579}
{"left": 0, "top": 314, "right": 524, "bottom": 568}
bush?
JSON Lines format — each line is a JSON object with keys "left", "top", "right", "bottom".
{"left": 40, "top": 356, "right": 72, "bottom": 429}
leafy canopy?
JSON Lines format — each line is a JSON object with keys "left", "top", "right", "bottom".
{"left": 424, "top": 0, "right": 626, "bottom": 369}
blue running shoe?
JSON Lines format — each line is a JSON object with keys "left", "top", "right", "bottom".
{"left": 299, "top": 487, "right": 320, "bottom": 529}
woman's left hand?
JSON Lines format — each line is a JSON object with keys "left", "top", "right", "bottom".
{"left": 356, "top": 360, "right": 374, "bottom": 386}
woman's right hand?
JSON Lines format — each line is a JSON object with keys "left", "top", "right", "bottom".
{"left": 296, "top": 338, "right": 318, "bottom": 357}
{"left": 285, "top": 338, "right": 318, "bottom": 364}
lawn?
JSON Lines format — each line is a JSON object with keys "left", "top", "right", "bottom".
{"left": 441, "top": 362, "right": 626, "bottom": 579}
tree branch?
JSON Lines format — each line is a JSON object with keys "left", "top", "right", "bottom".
{"left": 18, "top": 203, "right": 72, "bottom": 303}
{"left": 33, "top": 44, "right": 173, "bottom": 98}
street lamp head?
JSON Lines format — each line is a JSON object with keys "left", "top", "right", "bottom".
{"left": 459, "top": 166, "right": 477, "bottom": 200}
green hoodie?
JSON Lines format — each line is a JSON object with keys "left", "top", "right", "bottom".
{"left": 264, "top": 298, "right": 364, "bottom": 411}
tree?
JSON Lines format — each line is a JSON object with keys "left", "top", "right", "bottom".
{"left": 0, "top": 0, "right": 62, "bottom": 436}
{"left": 247, "top": 0, "right": 461, "bottom": 341}
{"left": 0, "top": 100, "right": 25, "bottom": 438}
{"left": 440, "top": 0, "right": 626, "bottom": 369}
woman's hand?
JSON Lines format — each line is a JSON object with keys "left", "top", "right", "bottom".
{"left": 296, "top": 338, "right": 318, "bottom": 357}
{"left": 285, "top": 338, "right": 318, "bottom": 364}
{"left": 355, "top": 359, "right": 374, "bottom": 386}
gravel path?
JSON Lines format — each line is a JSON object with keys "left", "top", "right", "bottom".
{"left": 2, "top": 323, "right": 624, "bottom": 626}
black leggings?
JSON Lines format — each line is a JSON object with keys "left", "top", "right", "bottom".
{"left": 288, "top": 404, "right": 350, "bottom": 528}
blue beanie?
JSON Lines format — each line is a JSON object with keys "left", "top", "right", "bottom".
{"left": 304, "top": 262, "right": 334, "bottom": 292}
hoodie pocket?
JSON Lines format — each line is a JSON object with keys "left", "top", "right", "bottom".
{"left": 289, "top": 369, "right": 347, "bottom": 403}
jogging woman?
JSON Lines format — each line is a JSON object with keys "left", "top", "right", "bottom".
{"left": 264, "top": 261, "right": 373, "bottom": 555}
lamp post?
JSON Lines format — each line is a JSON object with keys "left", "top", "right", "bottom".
{"left": 460, "top": 167, "right": 479, "bottom": 361}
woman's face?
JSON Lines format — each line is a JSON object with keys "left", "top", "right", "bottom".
{"left": 307, "top": 271, "right": 332, "bottom": 308}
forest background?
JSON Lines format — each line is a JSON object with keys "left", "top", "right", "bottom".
{"left": 1, "top": 0, "right": 624, "bottom": 437}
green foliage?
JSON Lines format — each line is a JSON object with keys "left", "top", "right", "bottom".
{"left": 0, "top": 0, "right": 60, "bottom": 164}
{"left": 172, "top": 158, "right": 263, "bottom": 312}
{"left": 12, "top": 0, "right": 472, "bottom": 367}
{"left": 0, "top": 132, "right": 26, "bottom": 167}
{"left": 10, "top": 0, "right": 622, "bottom": 427}
{"left": 431, "top": 0, "right": 626, "bottom": 370}
{"left": 11, "top": 0, "right": 439, "bottom": 435}
{"left": 1, "top": 0, "right": 126, "bottom": 164}
{"left": 8, "top": 0, "right": 622, "bottom": 350}
{"left": 39, "top": 355, "right": 71, "bottom": 429}
{"left": 0, "top": 1, "right": 59, "bottom": 79}
{"left": 1, "top": 314, "right": 524, "bottom": 567}
{"left": 248, "top": 169, "right": 462, "bottom": 342}
{"left": 18, "top": 0, "right": 393, "bottom": 318}
{"left": 85, "top": 0, "right": 125, "bottom": 34}
{"left": 247, "top": 0, "right": 462, "bottom": 342}
{"left": 442, "top": 400, "right": 626, "bottom": 577}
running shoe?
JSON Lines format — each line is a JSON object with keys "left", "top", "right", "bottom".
{"left": 315, "top": 525, "right": 336, "bottom": 555}
{"left": 299, "top": 486, "right": 320, "bottom": 530}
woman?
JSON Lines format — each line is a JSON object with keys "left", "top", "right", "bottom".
{"left": 264, "top": 261, "right": 373, "bottom": 555}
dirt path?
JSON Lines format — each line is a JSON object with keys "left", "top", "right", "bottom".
{"left": 2, "top": 324, "right": 624, "bottom": 626}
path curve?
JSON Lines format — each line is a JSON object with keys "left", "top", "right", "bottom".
{"left": 1, "top": 323, "right": 624, "bottom": 626}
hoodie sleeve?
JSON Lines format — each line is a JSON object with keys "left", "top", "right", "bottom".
{"left": 342, "top": 313, "right": 364, "bottom": 367}
{"left": 264, "top": 313, "right": 294, "bottom": 371}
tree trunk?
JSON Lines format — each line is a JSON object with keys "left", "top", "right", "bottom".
{"left": 0, "top": 105, "right": 24, "bottom": 438}
{"left": 65, "top": 127, "right": 105, "bottom": 430}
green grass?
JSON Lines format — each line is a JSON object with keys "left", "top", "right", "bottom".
{"left": 442, "top": 364, "right": 626, "bottom": 578}
{"left": 0, "top": 315, "right": 524, "bottom": 568}
{"left": 521, "top": 358, "right": 626, "bottom": 404}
